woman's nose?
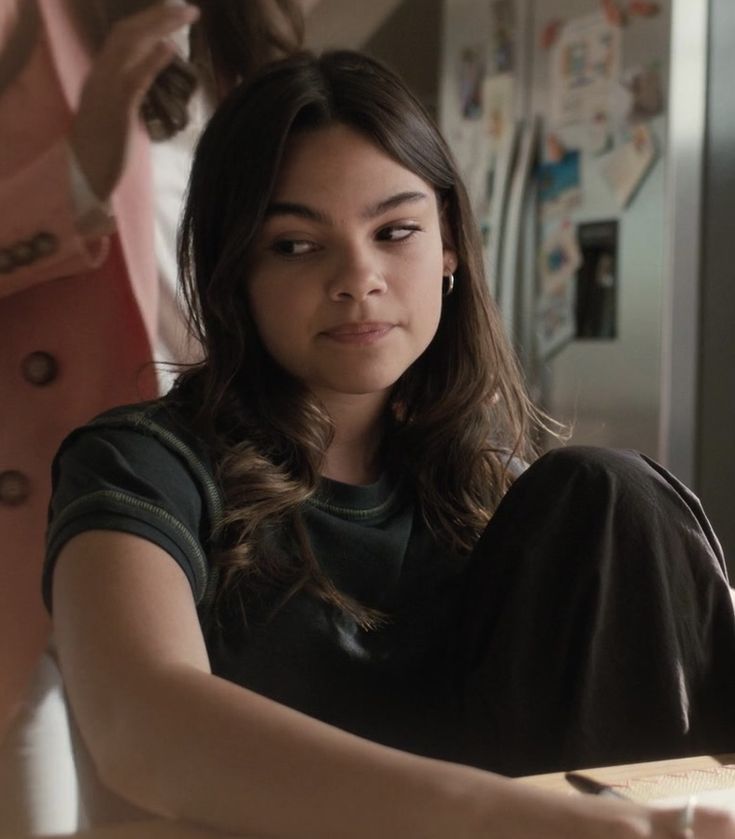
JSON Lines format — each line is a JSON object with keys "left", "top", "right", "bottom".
{"left": 327, "top": 247, "right": 388, "bottom": 301}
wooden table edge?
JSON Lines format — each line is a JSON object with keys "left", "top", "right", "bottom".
{"left": 518, "top": 753, "right": 735, "bottom": 795}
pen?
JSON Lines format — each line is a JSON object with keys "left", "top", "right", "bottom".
{"left": 564, "top": 772, "right": 630, "bottom": 800}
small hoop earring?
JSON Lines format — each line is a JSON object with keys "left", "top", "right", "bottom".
{"left": 443, "top": 273, "right": 455, "bottom": 297}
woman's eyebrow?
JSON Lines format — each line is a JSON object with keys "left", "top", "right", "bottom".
{"left": 264, "top": 191, "right": 429, "bottom": 224}
{"left": 361, "top": 190, "right": 429, "bottom": 219}
{"left": 265, "top": 202, "right": 328, "bottom": 223}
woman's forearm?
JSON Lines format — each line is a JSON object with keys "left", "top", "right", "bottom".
{"left": 52, "top": 536, "right": 678, "bottom": 839}
{"left": 92, "top": 663, "right": 671, "bottom": 839}
{"left": 95, "top": 664, "right": 496, "bottom": 839}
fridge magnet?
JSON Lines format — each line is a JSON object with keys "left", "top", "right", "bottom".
{"left": 459, "top": 47, "right": 485, "bottom": 120}
{"left": 540, "top": 19, "right": 564, "bottom": 51}
{"left": 600, "top": 0, "right": 627, "bottom": 27}
{"left": 538, "top": 149, "right": 582, "bottom": 216}
{"left": 550, "top": 12, "right": 622, "bottom": 129}
{"left": 598, "top": 123, "right": 657, "bottom": 207}
{"left": 545, "top": 132, "right": 566, "bottom": 163}
{"left": 628, "top": 0, "right": 660, "bottom": 17}
{"left": 575, "top": 220, "right": 619, "bottom": 339}
{"left": 626, "top": 63, "right": 664, "bottom": 120}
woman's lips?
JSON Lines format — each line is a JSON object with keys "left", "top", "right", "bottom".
{"left": 321, "top": 322, "right": 395, "bottom": 344}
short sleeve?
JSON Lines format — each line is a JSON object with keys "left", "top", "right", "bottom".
{"left": 43, "top": 425, "right": 210, "bottom": 612}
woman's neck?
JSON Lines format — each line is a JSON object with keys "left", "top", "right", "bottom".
{"left": 318, "top": 393, "right": 388, "bottom": 486}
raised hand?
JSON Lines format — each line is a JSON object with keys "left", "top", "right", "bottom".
{"left": 70, "top": 2, "right": 200, "bottom": 202}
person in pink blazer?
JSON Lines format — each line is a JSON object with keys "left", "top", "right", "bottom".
{"left": 0, "top": 1, "right": 304, "bottom": 831}
{"left": 0, "top": 4, "right": 198, "bottom": 829}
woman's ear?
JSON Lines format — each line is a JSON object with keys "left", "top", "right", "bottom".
{"left": 439, "top": 202, "right": 458, "bottom": 275}
{"left": 442, "top": 247, "right": 458, "bottom": 277}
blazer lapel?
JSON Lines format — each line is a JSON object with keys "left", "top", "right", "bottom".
{"left": 36, "top": 0, "right": 90, "bottom": 107}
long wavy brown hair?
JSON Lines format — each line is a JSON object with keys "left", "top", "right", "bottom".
{"left": 70, "top": 0, "right": 304, "bottom": 138}
{"left": 173, "top": 50, "right": 551, "bottom": 626}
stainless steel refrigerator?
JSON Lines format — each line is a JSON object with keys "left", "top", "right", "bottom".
{"left": 438, "top": 0, "right": 734, "bottom": 570}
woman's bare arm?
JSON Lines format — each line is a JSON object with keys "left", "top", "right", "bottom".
{"left": 51, "top": 531, "right": 735, "bottom": 839}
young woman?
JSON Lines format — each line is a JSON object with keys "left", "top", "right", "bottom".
{"left": 44, "top": 50, "right": 735, "bottom": 838}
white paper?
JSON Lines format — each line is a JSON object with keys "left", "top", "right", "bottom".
{"left": 549, "top": 12, "right": 621, "bottom": 130}
{"left": 598, "top": 123, "right": 658, "bottom": 208}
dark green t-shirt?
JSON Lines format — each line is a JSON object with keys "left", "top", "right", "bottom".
{"left": 44, "top": 402, "right": 467, "bottom": 756}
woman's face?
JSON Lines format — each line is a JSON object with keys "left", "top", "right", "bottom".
{"left": 247, "top": 123, "right": 457, "bottom": 411}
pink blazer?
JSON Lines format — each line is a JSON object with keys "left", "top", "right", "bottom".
{"left": 0, "top": 0, "right": 160, "bottom": 733}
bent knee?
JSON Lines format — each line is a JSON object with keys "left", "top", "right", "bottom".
{"left": 526, "top": 446, "right": 699, "bottom": 522}
{"left": 531, "top": 445, "right": 650, "bottom": 482}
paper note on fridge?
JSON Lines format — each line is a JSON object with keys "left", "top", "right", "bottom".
{"left": 599, "top": 123, "right": 658, "bottom": 208}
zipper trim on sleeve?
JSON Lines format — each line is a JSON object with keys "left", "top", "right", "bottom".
{"left": 47, "top": 489, "right": 210, "bottom": 603}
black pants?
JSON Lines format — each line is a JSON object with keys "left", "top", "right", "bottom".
{"left": 447, "top": 446, "right": 735, "bottom": 776}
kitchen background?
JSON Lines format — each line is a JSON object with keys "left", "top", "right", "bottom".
{"left": 305, "top": 0, "right": 735, "bottom": 576}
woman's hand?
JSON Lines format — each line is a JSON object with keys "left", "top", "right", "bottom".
{"left": 650, "top": 801, "right": 735, "bottom": 838}
{"left": 569, "top": 796, "right": 735, "bottom": 839}
{"left": 70, "top": 3, "right": 199, "bottom": 202}
{"left": 475, "top": 777, "right": 735, "bottom": 839}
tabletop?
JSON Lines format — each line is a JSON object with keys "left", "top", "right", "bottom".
{"left": 519, "top": 753, "right": 735, "bottom": 801}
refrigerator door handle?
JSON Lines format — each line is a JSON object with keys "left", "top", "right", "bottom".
{"left": 486, "top": 120, "right": 521, "bottom": 301}
{"left": 498, "top": 115, "right": 539, "bottom": 340}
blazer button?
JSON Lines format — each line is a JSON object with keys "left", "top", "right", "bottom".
{"left": 32, "top": 232, "right": 58, "bottom": 258}
{"left": 22, "top": 351, "right": 59, "bottom": 386}
{"left": 10, "top": 241, "right": 34, "bottom": 267}
{"left": 0, "top": 470, "right": 31, "bottom": 506}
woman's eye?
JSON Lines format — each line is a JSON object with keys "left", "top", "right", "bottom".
{"left": 271, "top": 239, "right": 317, "bottom": 257}
{"left": 378, "top": 224, "right": 421, "bottom": 242}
